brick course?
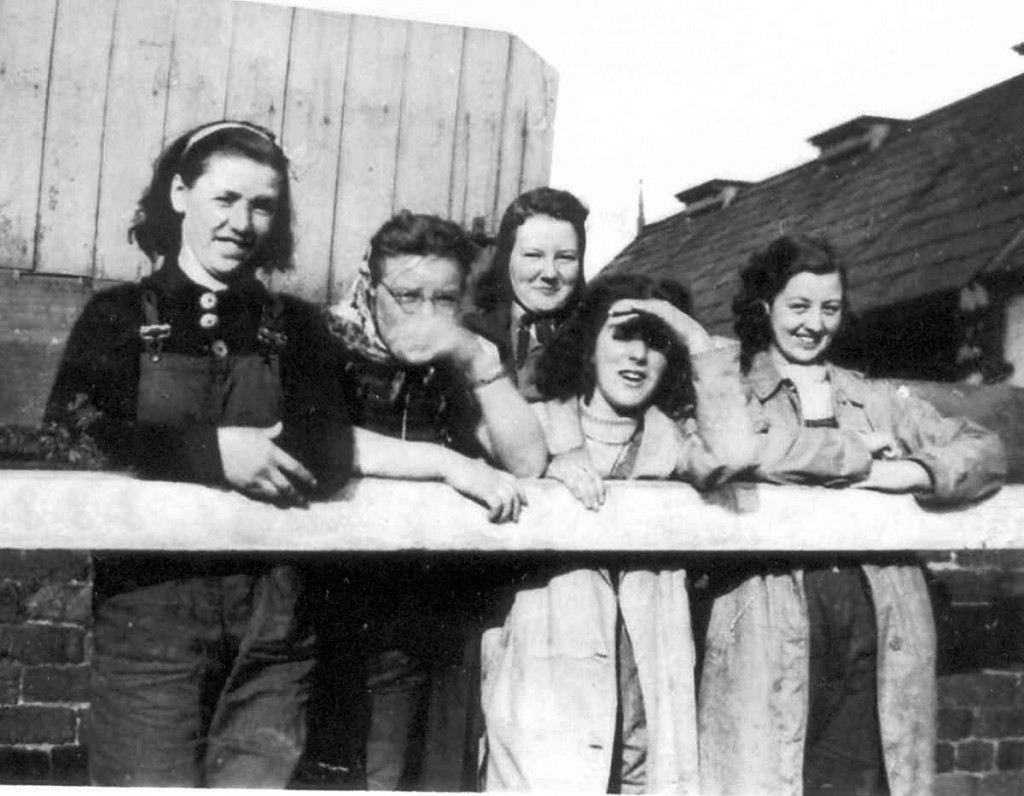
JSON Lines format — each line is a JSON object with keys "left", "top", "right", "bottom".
{"left": 0, "top": 706, "right": 78, "bottom": 745}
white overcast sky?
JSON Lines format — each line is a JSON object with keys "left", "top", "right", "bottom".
{"left": 248, "top": 0, "right": 1024, "bottom": 275}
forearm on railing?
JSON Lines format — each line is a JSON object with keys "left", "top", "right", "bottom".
{"left": 1, "top": 470, "right": 1021, "bottom": 553}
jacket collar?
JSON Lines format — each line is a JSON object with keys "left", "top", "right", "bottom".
{"left": 746, "top": 350, "right": 789, "bottom": 402}
{"left": 746, "top": 349, "right": 868, "bottom": 407}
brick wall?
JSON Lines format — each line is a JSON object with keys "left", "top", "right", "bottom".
{"left": 0, "top": 550, "right": 90, "bottom": 785}
{"left": 936, "top": 669, "right": 1024, "bottom": 796}
{"left": 930, "top": 549, "right": 1024, "bottom": 795}
{"left": 0, "top": 271, "right": 100, "bottom": 427}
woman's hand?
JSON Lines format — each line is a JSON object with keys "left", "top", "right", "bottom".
{"left": 547, "top": 446, "right": 606, "bottom": 510}
{"left": 852, "top": 459, "right": 932, "bottom": 494}
{"left": 443, "top": 454, "right": 528, "bottom": 523}
{"left": 218, "top": 423, "right": 317, "bottom": 505}
{"left": 856, "top": 430, "right": 903, "bottom": 460}
{"left": 607, "top": 298, "right": 713, "bottom": 354}
{"left": 381, "top": 314, "right": 477, "bottom": 366}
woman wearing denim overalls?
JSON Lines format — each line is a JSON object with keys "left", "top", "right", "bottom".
{"left": 45, "top": 121, "right": 352, "bottom": 787}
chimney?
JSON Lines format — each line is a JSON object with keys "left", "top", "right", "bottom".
{"left": 674, "top": 179, "right": 751, "bottom": 217}
{"left": 808, "top": 116, "right": 904, "bottom": 162}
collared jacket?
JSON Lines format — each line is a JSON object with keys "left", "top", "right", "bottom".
{"left": 481, "top": 342, "right": 756, "bottom": 793}
{"left": 698, "top": 351, "right": 1006, "bottom": 796}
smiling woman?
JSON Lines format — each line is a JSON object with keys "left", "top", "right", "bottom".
{"left": 43, "top": 120, "right": 353, "bottom": 788}
{"left": 479, "top": 272, "right": 756, "bottom": 791}
{"left": 169, "top": 154, "right": 282, "bottom": 283}
{"left": 469, "top": 187, "right": 590, "bottom": 400}
{"left": 698, "top": 234, "right": 1007, "bottom": 796}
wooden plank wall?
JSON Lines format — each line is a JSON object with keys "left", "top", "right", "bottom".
{"left": 0, "top": 0, "right": 558, "bottom": 302}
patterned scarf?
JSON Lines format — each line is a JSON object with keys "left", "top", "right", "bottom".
{"left": 324, "top": 268, "right": 394, "bottom": 364}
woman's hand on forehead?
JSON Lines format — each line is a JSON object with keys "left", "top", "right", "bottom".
{"left": 607, "top": 298, "right": 713, "bottom": 354}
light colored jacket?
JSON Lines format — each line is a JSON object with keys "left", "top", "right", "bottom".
{"left": 481, "top": 343, "right": 755, "bottom": 793}
{"left": 698, "top": 351, "right": 1007, "bottom": 796}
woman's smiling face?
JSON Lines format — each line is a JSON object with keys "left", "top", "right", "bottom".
{"left": 170, "top": 153, "right": 281, "bottom": 281}
{"left": 768, "top": 270, "right": 844, "bottom": 365}
{"left": 508, "top": 214, "right": 581, "bottom": 314}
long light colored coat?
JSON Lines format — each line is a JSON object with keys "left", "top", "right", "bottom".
{"left": 698, "top": 351, "right": 1007, "bottom": 796}
{"left": 481, "top": 343, "right": 756, "bottom": 793}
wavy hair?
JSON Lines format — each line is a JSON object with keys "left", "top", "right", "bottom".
{"left": 474, "top": 187, "right": 589, "bottom": 313}
{"left": 129, "top": 120, "right": 294, "bottom": 272}
{"left": 536, "top": 273, "right": 697, "bottom": 418}
{"left": 732, "top": 234, "right": 851, "bottom": 372}
{"left": 367, "top": 210, "right": 478, "bottom": 285}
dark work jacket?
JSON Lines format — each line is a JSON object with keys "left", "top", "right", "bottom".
{"left": 45, "top": 260, "right": 353, "bottom": 593}
{"left": 465, "top": 302, "right": 571, "bottom": 403}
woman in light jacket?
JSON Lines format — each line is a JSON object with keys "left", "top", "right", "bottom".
{"left": 481, "top": 273, "right": 756, "bottom": 793}
{"left": 698, "top": 235, "right": 1006, "bottom": 796}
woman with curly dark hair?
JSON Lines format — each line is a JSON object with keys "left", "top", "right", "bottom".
{"left": 480, "top": 273, "right": 756, "bottom": 792}
{"left": 45, "top": 120, "right": 352, "bottom": 787}
{"left": 698, "top": 234, "right": 1006, "bottom": 796}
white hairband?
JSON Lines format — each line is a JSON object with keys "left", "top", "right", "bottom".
{"left": 181, "top": 121, "right": 276, "bottom": 159}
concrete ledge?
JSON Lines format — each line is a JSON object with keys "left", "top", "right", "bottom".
{"left": 1, "top": 470, "right": 1022, "bottom": 552}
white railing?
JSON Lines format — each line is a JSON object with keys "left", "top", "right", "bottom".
{"left": 1, "top": 470, "right": 1022, "bottom": 552}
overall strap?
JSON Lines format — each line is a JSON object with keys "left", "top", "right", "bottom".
{"left": 138, "top": 289, "right": 171, "bottom": 361}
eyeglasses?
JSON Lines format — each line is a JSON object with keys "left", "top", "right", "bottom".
{"left": 376, "top": 281, "right": 462, "bottom": 316}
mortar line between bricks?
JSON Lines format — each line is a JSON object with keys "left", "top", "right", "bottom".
{"left": 16, "top": 701, "right": 89, "bottom": 709}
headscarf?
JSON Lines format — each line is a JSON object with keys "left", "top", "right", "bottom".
{"left": 324, "top": 266, "right": 393, "bottom": 364}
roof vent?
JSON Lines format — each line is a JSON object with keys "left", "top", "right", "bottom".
{"left": 808, "top": 115, "right": 904, "bottom": 162}
{"left": 674, "top": 179, "right": 752, "bottom": 216}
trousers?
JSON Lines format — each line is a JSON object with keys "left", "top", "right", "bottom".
{"left": 88, "top": 565, "right": 315, "bottom": 787}
{"left": 804, "top": 564, "right": 888, "bottom": 796}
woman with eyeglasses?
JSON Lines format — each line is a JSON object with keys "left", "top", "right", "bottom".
{"left": 309, "top": 210, "right": 546, "bottom": 789}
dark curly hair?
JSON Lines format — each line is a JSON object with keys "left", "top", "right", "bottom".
{"left": 536, "top": 273, "right": 697, "bottom": 418}
{"left": 129, "top": 120, "right": 294, "bottom": 272}
{"left": 732, "top": 234, "right": 851, "bottom": 372}
{"left": 474, "top": 187, "right": 589, "bottom": 313}
{"left": 367, "top": 210, "right": 478, "bottom": 285}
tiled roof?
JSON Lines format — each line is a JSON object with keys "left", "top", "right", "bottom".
{"left": 606, "top": 72, "right": 1024, "bottom": 335}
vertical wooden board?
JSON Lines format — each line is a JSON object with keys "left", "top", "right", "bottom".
{"left": 93, "top": 0, "right": 176, "bottom": 282}
{"left": 223, "top": 0, "right": 292, "bottom": 133}
{"left": 449, "top": 29, "right": 510, "bottom": 232}
{"left": 329, "top": 15, "right": 408, "bottom": 300}
{"left": 0, "top": 0, "right": 57, "bottom": 270}
{"left": 390, "top": 22, "right": 463, "bottom": 218}
{"left": 493, "top": 36, "right": 532, "bottom": 226}
{"left": 35, "top": 0, "right": 117, "bottom": 276}
{"left": 164, "top": 0, "right": 233, "bottom": 140}
{"left": 272, "top": 8, "right": 352, "bottom": 302}
{"left": 518, "top": 46, "right": 558, "bottom": 193}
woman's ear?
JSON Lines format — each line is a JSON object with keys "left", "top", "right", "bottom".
{"left": 169, "top": 174, "right": 187, "bottom": 214}
{"left": 755, "top": 298, "right": 770, "bottom": 315}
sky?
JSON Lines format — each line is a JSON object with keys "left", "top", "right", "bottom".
{"left": 248, "top": 0, "right": 1024, "bottom": 275}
